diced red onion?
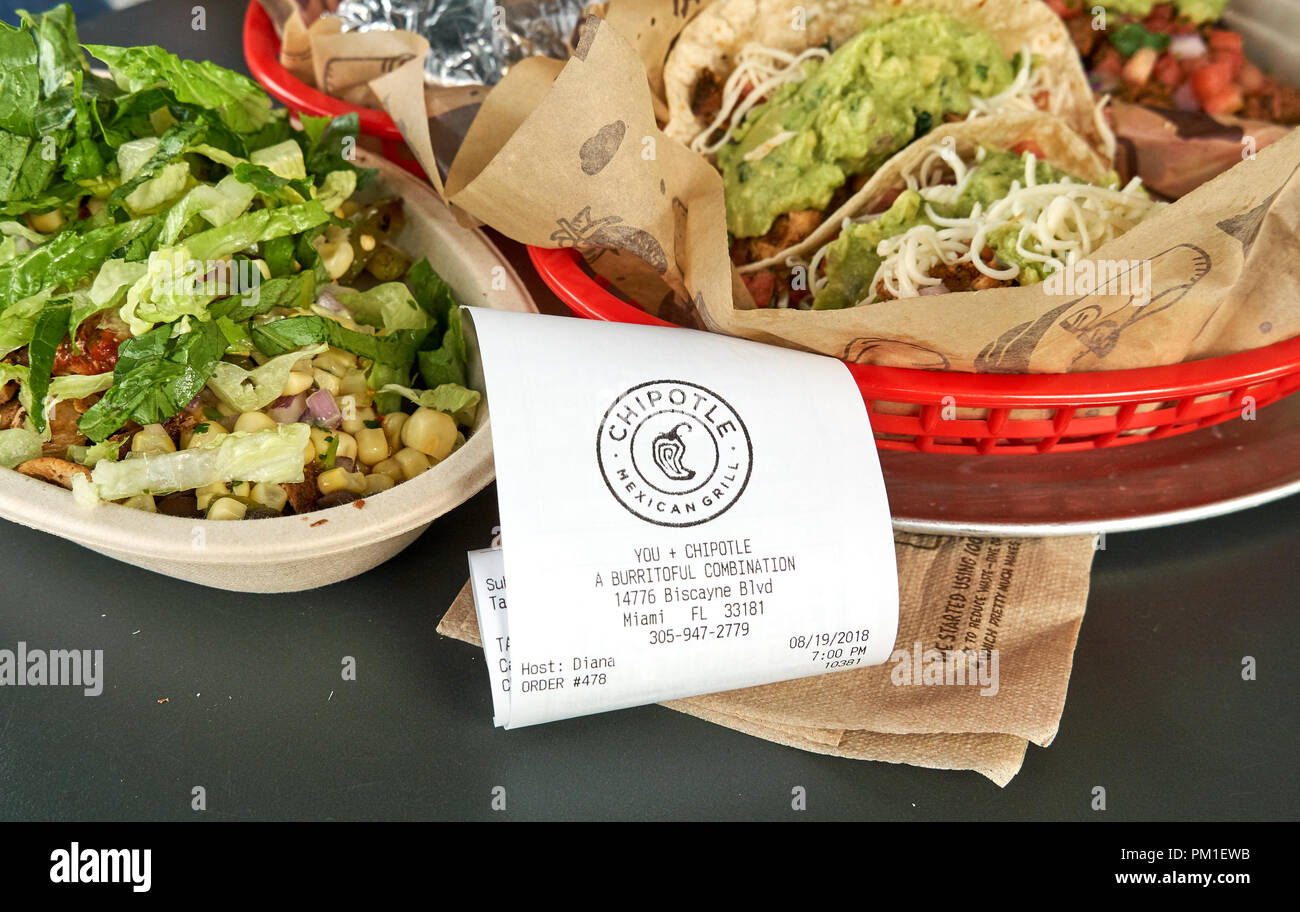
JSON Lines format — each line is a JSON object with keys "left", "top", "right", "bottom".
{"left": 315, "top": 289, "right": 350, "bottom": 316}
{"left": 919, "top": 283, "right": 951, "bottom": 296}
{"left": 1168, "top": 33, "right": 1207, "bottom": 61}
{"left": 333, "top": 456, "right": 354, "bottom": 473}
{"left": 1089, "top": 72, "right": 1119, "bottom": 95}
{"left": 267, "top": 392, "right": 307, "bottom": 424}
{"left": 1172, "top": 81, "right": 1201, "bottom": 112}
{"left": 305, "top": 389, "right": 342, "bottom": 428}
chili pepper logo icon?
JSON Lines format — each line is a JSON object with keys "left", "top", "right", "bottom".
{"left": 596, "top": 380, "right": 753, "bottom": 527}
{"left": 652, "top": 422, "right": 696, "bottom": 481}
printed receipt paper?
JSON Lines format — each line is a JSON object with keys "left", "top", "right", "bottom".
{"left": 465, "top": 309, "right": 897, "bottom": 728}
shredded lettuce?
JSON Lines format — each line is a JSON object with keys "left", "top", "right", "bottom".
{"left": 381, "top": 383, "right": 481, "bottom": 428}
{"left": 160, "top": 174, "right": 256, "bottom": 244}
{"left": 207, "top": 342, "right": 326, "bottom": 412}
{"left": 64, "top": 436, "right": 122, "bottom": 467}
{"left": 0, "top": 427, "right": 42, "bottom": 468}
{"left": 249, "top": 139, "right": 306, "bottom": 180}
{"left": 183, "top": 200, "right": 331, "bottom": 264}
{"left": 337, "top": 282, "right": 434, "bottom": 333}
{"left": 85, "top": 42, "right": 273, "bottom": 135}
{"left": 83, "top": 422, "right": 310, "bottom": 501}
{"left": 317, "top": 170, "right": 356, "bottom": 212}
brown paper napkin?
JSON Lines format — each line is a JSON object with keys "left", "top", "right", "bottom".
{"left": 438, "top": 533, "right": 1097, "bottom": 786}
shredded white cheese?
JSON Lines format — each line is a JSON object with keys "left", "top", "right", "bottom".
{"left": 968, "top": 46, "right": 1050, "bottom": 120}
{"left": 743, "top": 130, "right": 799, "bottom": 162}
{"left": 811, "top": 149, "right": 1163, "bottom": 305}
{"left": 689, "top": 43, "right": 830, "bottom": 156}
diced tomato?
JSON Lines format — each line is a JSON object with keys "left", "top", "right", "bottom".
{"left": 1190, "top": 60, "right": 1234, "bottom": 107}
{"left": 871, "top": 187, "right": 903, "bottom": 214}
{"left": 1153, "top": 52, "right": 1183, "bottom": 88}
{"left": 52, "top": 323, "right": 124, "bottom": 376}
{"left": 1045, "top": 0, "right": 1082, "bottom": 18}
{"left": 1211, "top": 47, "right": 1244, "bottom": 80}
{"left": 1206, "top": 30, "right": 1243, "bottom": 54}
{"left": 1009, "top": 139, "right": 1045, "bottom": 158}
{"left": 1201, "top": 86, "right": 1245, "bottom": 116}
{"left": 1239, "top": 60, "right": 1267, "bottom": 94}
{"left": 741, "top": 271, "right": 776, "bottom": 308}
{"left": 1094, "top": 50, "right": 1124, "bottom": 77}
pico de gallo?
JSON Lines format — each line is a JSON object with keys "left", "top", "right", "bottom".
{"left": 1049, "top": 1, "right": 1300, "bottom": 123}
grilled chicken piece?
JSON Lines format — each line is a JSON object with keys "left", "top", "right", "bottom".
{"left": 740, "top": 208, "right": 824, "bottom": 263}
{"left": 15, "top": 457, "right": 91, "bottom": 489}
{"left": 41, "top": 398, "right": 93, "bottom": 457}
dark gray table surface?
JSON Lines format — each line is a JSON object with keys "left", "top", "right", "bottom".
{"left": 0, "top": 0, "right": 1296, "bottom": 821}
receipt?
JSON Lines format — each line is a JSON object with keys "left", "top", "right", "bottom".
{"left": 464, "top": 310, "right": 898, "bottom": 728}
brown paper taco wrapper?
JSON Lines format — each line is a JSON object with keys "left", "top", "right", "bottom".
{"left": 376, "top": 10, "right": 1300, "bottom": 376}
{"left": 438, "top": 532, "right": 1097, "bottom": 787}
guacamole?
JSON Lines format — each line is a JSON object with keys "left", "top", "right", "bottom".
{"left": 1100, "top": 1, "right": 1227, "bottom": 24}
{"left": 718, "top": 12, "right": 1017, "bottom": 239}
{"left": 813, "top": 150, "right": 1077, "bottom": 310}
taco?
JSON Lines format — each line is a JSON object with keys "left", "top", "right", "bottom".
{"left": 662, "top": 0, "right": 1114, "bottom": 272}
{"left": 772, "top": 111, "right": 1164, "bottom": 310}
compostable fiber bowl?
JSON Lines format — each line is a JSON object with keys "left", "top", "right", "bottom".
{"left": 0, "top": 151, "right": 535, "bottom": 593}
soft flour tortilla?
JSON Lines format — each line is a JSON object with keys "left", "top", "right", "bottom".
{"left": 664, "top": 0, "right": 1107, "bottom": 150}
{"left": 662, "top": 0, "right": 1112, "bottom": 268}
{"left": 761, "top": 109, "right": 1113, "bottom": 278}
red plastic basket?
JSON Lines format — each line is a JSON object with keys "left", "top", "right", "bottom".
{"left": 242, "top": 1, "right": 425, "bottom": 177}
{"left": 529, "top": 245, "right": 1300, "bottom": 454}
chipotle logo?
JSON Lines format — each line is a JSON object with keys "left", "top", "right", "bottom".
{"left": 596, "top": 380, "right": 752, "bottom": 527}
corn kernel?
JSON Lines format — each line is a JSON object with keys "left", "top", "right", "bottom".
{"left": 372, "top": 458, "right": 405, "bottom": 482}
{"left": 183, "top": 420, "right": 228, "bottom": 449}
{"left": 317, "top": 467, "right": 367, "bottom": 496}
{"left": 250, "top": 482, "right": 288, "bottom": 512}
{"left": 234, "top": 411, "right": 277, "bottom": 433}
{"left": 339, "top": 370, "right": 371, "bottom": 401}
{"left": 121, "top": 494, "right": 156, "bottom": 513}
{"left": 364, "top": 473, "right": 396, "bottom": 495}
{"left": 195, "top": 482, "right": 225, "bottom": 512}
{"left": 308, "top": 429, "right": 355, "bottom": 466}
{"left": 313, "top": 349, "right": 356, "bottom": 376}
{"left": 28, "top": 208, "right": 65, "bottom": 233}
{"left": 355, "top": 428, "right": 390, "bottom": 466}
{"left": 393, "top": 447, "right": 430, "bottom": 480}
{"left": 401, "top": 408, "right": 457, "bottom": 461}
{"left": 318, "top": 241, "right": 354, "bottom": 280}
{"left": 283, "top": 371, "right": 314, "bottom": 396}
{"left": 359, "top": 233, "right": 376, "bottom": 252}
{"left": 382, "top": 411, "right": 408, "bottom": 450}
{"left": 312, "top": 368, "right": 342, "bottom": 396}
{"left": 207, "top": 497, "right": 247, "bottom": 521}
{"left": 310, "top": 427, "right": 334, "bottom": 457}
{"left": 132, "top": 424, "right": 176, "bottom": 456}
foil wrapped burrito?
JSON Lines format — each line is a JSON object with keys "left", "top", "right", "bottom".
{"left": 333, "top": 0, "right": 585, "bottom": 85}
